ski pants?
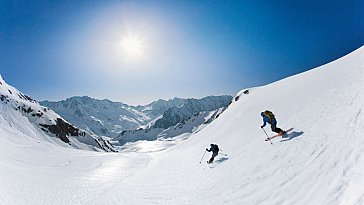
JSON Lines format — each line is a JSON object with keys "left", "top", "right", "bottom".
{"left": 209, "top": 152, "right": 218, "bottom": 163}
{"left": 271, "top": 121, "right": 283, "bottom": 134}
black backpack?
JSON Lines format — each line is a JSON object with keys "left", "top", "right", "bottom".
{"left": 212, "top": 144, "right": 219, "bottom": 152}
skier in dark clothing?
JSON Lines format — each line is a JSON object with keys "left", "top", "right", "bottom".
{"left": 206, "top": 144, "right": 219, "bottom": 164}
{"left": 260, "top": 110, "right": 284, "bottom": 135}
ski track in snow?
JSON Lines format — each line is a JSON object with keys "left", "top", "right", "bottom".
{"left": 1, "top": 47, "right": 364, "bottom": 204}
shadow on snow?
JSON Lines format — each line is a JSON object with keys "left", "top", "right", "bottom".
{"left": 280, "top": 131, "right": 304, "bottom": 142}
{"left": 214, "top": 156, "right": 229, "bottom": 164}
{"left": 208, "top": 156, "right": 229, "bottom": 168}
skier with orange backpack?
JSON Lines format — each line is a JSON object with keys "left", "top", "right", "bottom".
{"left": 261, "top": 110, "right": 294, "bottom": 143}
{"left": 260, "top": 110, "right": 284, "bottom": 136}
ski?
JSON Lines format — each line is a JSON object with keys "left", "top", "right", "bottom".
{"left": 265, "top": 128, "right": 293, "bottom": 142}
{"left": 265, "top": 135, "right": 279, "bottom": 141}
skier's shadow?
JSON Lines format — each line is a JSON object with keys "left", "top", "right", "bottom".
{"left": 214, "top": 156, "right": 229, "bottom": 164}
{"left": 280, "top": 131, "right": 304, "bottom": 142}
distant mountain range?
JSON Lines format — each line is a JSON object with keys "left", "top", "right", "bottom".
{"left": 40, "top": 95, "right": 233, "bottom": 143}
{"left": 41, "top": 96, "right": 185, "bottom": 137}
{"left": 116, "top": 107, "right": 227, "bottom": 145}
{"left": 0, "top": 72, "right": 232, "bottom": 150}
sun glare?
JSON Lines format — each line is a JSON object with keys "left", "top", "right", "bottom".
{"left": 121, "top": 36, "right": 144, "bottom": 60}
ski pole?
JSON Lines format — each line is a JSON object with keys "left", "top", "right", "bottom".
{"left": 219, "top": 148, "right": 227, "bottom": 156}
{"left": 199, "top": 150, "right": 207, "bottom": 163}
{"left": 261, "top": 127, "right": 273, "bottom": 145}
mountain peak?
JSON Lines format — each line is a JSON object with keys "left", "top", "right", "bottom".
{"left": 0, "top": 75, "right": 115, "bottom": 152}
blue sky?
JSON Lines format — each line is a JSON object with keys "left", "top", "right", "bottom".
{"left": 0, "top": 0, "right": 363, "bottom": 105}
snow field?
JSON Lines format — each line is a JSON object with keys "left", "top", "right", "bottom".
{"left": 0, "top": 46, "right": 364, "bottom": 204}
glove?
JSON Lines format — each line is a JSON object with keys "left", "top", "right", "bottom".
{"left": 206, "top": 148, "right": 208, "bottom": 151}
{"left": 260, "top": 125, "right": 263, "bottom": 128}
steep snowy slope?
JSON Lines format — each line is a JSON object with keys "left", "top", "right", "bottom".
{"left": 0, "top": 76, "right": 115, "bottom": 152}
{"left": 1, "top": 46, "right": 363, "bottom": 205}
{"left": 108, "top": 46, "right": 364, "bottom": 204}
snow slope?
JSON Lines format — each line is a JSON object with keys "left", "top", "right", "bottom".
{"left": 1, "top": 46, "right": 364, "bottom": 204}
{"left": 0, "top": 76, "right": 115, "bottom": 152}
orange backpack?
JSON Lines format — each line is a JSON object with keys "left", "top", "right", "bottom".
{"left": 263, "top": 110, "right": 275, "bottom": 122}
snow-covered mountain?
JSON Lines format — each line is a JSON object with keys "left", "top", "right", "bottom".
{"left": 134, "top": 97, "right": 187, "bottom": 119}
{"left": 1, "top": 46, "right": 364, "bottom": 204}
{"left": 40, "top": 95, "right": 232, "bottom": 138}
{"left": 116, "top": 108, "right": 226, "bottom": 145}
{"left": 116, "top": 96, "right": 232, "bottom": 145}
{"left": 153, "top": 96, "right": 232, "bottom": 129}
{"left": 41, "top": 96, "right": 162, "bottom": 136}
{"left": 0, "top": 76, "right": 115, "bottom": 152}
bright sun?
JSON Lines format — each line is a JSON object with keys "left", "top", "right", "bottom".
{"left": 121, "top": 36, "right": 144, "bottom": 60}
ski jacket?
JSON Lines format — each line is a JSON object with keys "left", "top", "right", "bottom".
{"left": 261, "top": 115, "right": 277, "bottom": 128}
{"left": 206, "top": 144, "right": 219, "bottom": 154}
